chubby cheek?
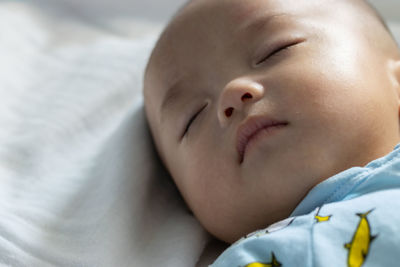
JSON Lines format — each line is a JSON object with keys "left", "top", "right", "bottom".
{"left": 273, "top": 43, "right": 396, "bottom": 167}
{"left": 276, "top": 39, "right": 366, "bottom": 120}
{"left": 176, "top": 139, "right": 242, "bottom": 231}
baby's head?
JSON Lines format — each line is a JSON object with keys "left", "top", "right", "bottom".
{"left": 143, "top": 0, "right": 400, "bottom": 243}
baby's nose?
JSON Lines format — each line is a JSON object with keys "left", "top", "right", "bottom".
{"left": 218, "top": 79, "right": 264, "bottom": 126}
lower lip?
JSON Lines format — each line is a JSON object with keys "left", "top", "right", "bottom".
{"left": 241, "top": 124, "right": 287, "bottom": 164}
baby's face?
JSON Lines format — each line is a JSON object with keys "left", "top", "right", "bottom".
{"left": 144, "top": 0, "right": 400, "bottom": 243}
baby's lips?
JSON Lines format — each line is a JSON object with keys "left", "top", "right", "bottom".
{"left": 236, "top": 115, "right": 288, "bottom": 163}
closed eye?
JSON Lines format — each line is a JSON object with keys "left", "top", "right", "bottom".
{"left": 182, "top": 103, "right": 208, "bottom": 137}
{"left": 255, "top": 40, "right": 303, "bottom": 65}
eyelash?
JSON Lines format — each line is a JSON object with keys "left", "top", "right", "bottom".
{"left": 183, "top": 104, "right": 208, "bottom": 137}
{"left": 255, "top": 41, "right": 299, "bottom": 65}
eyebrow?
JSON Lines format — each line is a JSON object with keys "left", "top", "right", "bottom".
{"left": 237, "top": 12, "right": 289, "bottom": 35}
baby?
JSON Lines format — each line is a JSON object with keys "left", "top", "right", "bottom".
{"left": 143, "top": 0, "right": 400, "bottom": 265}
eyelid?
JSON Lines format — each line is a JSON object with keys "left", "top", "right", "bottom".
{"left": 253, "top": 38, "right": 305, "bottom": 67}
{"left": 181, "top": 103, "right": 208, "bottom": 139}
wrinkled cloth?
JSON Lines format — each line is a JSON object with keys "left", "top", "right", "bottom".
{"left": 0, "top": 2, "right": 209, "bottom": 266}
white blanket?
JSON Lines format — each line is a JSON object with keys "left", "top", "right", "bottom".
{"left": 0, "top": 1, "right": 399, "bottom": 266}
{"left": 0, "top": 1, "right": 211, "bottom": 266}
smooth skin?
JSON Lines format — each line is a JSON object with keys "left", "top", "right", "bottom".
{"left": 144, "top": 0, "right": 400, "bottom": 243}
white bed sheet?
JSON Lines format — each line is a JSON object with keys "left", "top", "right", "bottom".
{"left": 0, "top": 0, "right": 399, "bottom": 266}
{"left": 0, "top": 1, "right": 211, "bottom": 266}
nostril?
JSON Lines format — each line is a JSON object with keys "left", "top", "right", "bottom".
{"left": 241, "top": 93, "right": 253, "bottom": 101}
{"left": 225, "top": 107, "right": 234, "bottom": 117}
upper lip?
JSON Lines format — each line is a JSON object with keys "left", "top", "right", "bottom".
{"left": 236, "top": 115, "right": 288, "bottom": 163}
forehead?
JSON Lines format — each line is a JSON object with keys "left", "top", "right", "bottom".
{"left": 146, "top": 0, "right": 334, "bottom": 77}
{"left": 156, "top": 0, "right": 328, "bottom": 48}
{"left": 152, "top": 0, "right": 284, "bottom": 64}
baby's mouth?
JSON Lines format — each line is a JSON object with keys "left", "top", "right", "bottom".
{"left": 236, "top": 115, "right": 289, "bottom": 164}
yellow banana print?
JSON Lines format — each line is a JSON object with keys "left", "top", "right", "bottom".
{"left": 315, "top": 207, "right": 332, "bottom": 223}
{"left": 315, "top": 215, "right": 332, "bottom": 223}
{"left": 315, "top": 215, "right": 331, "bottom": 222}
{"left": 344, "top": 209, "right": 377, "bottom": 267}
{"left": 245, "top": 252, "right": 281, "bottom": 267}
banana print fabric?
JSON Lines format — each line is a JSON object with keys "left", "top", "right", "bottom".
{"left": 211, "top": 143, "right": 400, "bottom": 267}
